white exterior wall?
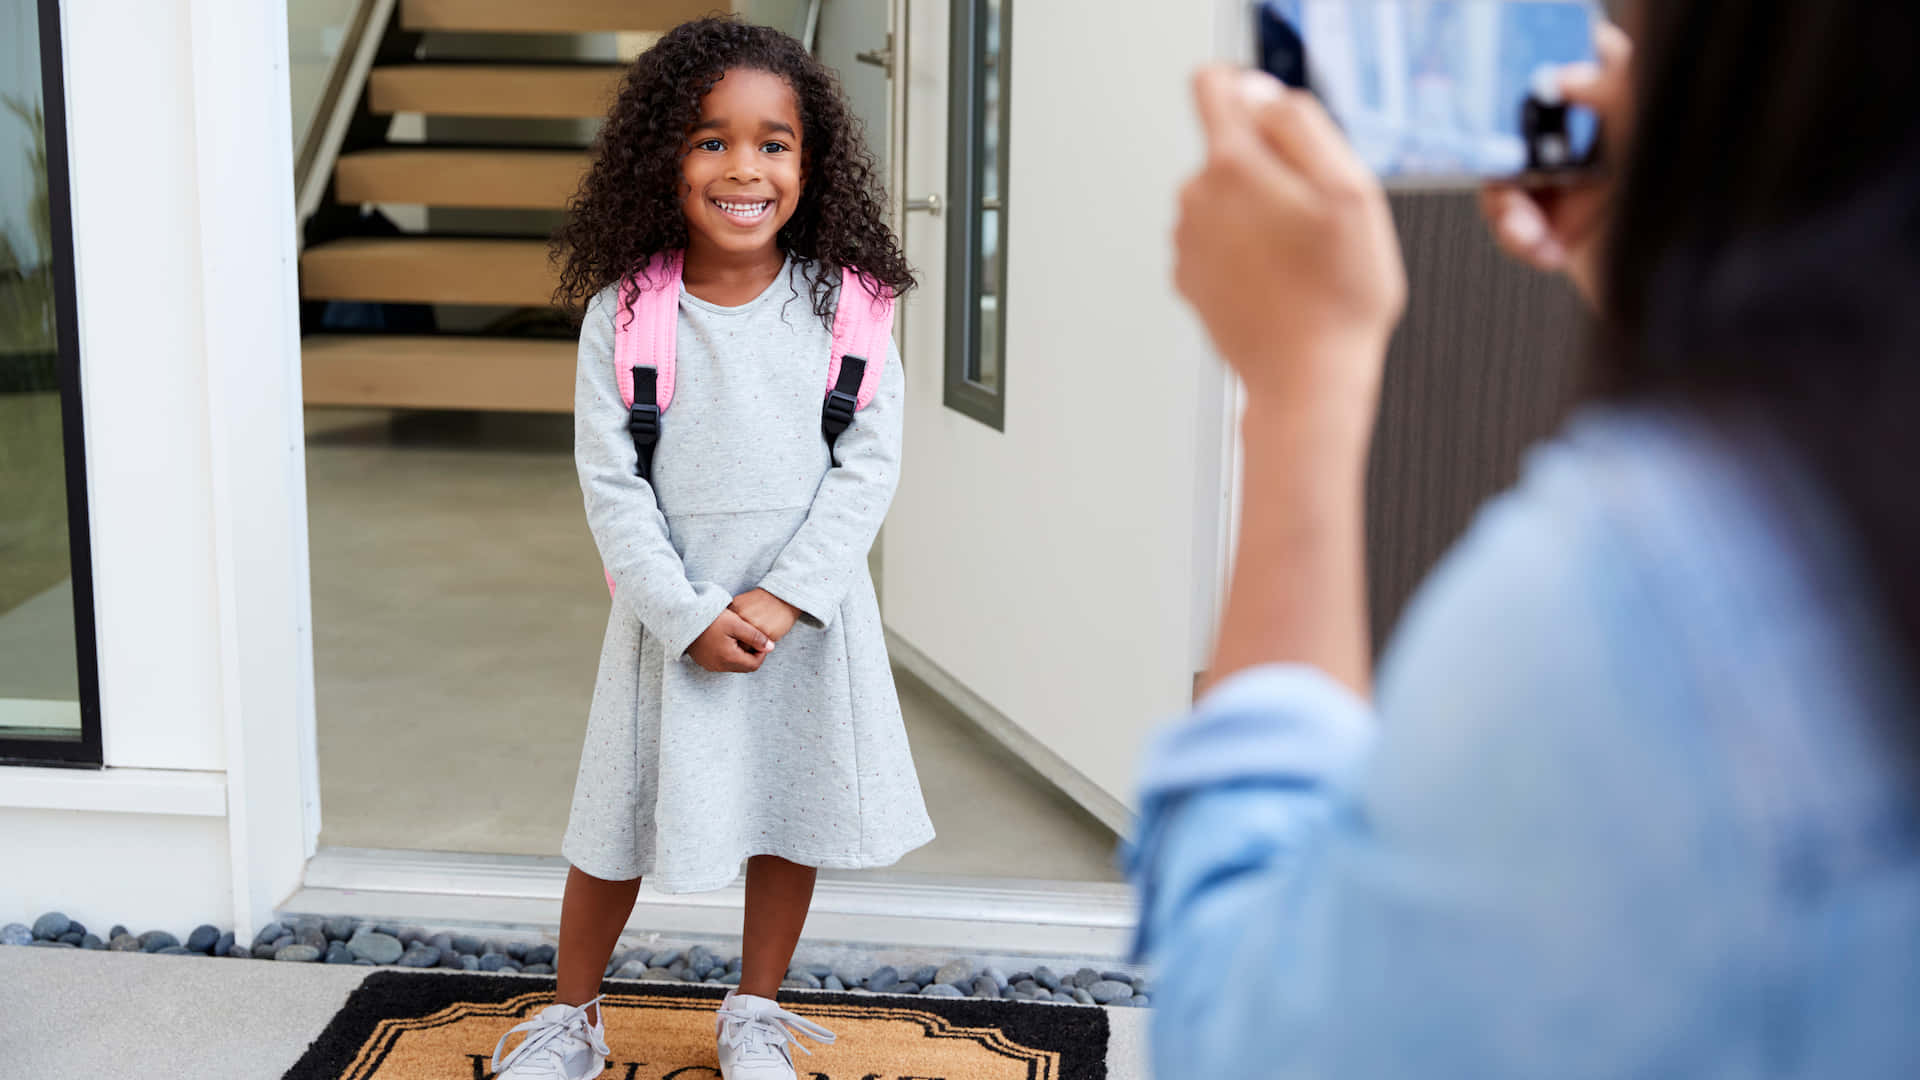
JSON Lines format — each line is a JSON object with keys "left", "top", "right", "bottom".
{"left": 0, "top": 0, "right": 313, "bottom": 939}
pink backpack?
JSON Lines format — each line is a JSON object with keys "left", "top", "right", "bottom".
{"left": 605, "top": 251, "right": 895, "bottom": 594}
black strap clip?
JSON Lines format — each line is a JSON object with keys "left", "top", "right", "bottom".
{"left": 628, "top": 365, "right": 662, "bottom": 479}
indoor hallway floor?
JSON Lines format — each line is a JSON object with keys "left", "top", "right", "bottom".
{"left": 305, "top": 408, "right": 1124, "bottom": 882}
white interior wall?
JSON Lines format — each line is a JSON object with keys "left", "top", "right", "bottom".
{"left": 884, "top": 0, "right": 1228, "bottom": 810}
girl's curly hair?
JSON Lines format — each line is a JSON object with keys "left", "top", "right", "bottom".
{"left": 553, "top": 16, "right": 915, "bottom": 328}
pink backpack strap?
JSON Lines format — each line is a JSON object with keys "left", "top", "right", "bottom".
{"left": 826, "top": 268, "right": 895, "bottom": 411}
{"left": 613, "top": 250, "right": 684, "bottom": 411}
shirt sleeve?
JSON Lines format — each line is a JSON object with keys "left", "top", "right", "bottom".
{"left": 1128, "top": 454, "right": 1735, "bottom": 1080}
{"left": 757, "top": 336, "right": 905, "bottom": 629}
{"left": 575, "top": 289, "right": 733, "bottom": 660}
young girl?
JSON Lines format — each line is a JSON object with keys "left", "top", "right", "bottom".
{"left": 490, "top": 18, "right": 934, "bottom": 1080}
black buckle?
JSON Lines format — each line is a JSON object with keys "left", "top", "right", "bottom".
{"left": 627, "top": 401, "right": 660, "bottom": 443}
{"left": 822, "top": 388, "right": 858, "bottom": 435}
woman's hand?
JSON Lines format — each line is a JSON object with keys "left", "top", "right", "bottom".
{"left": 1175, "top": 67, "right": 1406, "bottom": 448}
{"left": 729, "top": 589, "right": 800, "bottom": 646}
{"left": 688, "top": 609, "right": 774, "bottom": 674}
{"left": 1480, "top": 21, "right": 1634, "bottom": 309}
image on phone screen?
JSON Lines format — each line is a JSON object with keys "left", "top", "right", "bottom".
{"left": 1255, "top": 0, "right": 1602, "bottom": 183}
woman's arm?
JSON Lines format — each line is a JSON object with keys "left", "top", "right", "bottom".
{"left": 575, "top": 290, "right": 736, "bottom": 660}
{"left": 755, "top": 338, "right": 906, "bottom": 629}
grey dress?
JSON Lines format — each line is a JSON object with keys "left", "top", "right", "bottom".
{"left": 562, "top": 258, "right": 935, "bottom": 892}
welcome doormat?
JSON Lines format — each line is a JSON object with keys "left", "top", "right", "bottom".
{"left": 285, "top": 972, "right": 1109, "bottom": 1080}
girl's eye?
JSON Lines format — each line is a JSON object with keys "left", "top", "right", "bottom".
{"left": 696, "top": 139, "right": 724, "bottom": 152}
{"left": 762, "top": 142, "right": 789, "bottom": 154}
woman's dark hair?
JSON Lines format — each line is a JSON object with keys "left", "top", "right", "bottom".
{"left": 1599, "top": 1, "right": 1920, "bottom": 679}
{"left": 553, "top": 17, "right": 914, "bottom": 325}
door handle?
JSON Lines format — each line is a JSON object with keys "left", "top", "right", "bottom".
{"left": 856, "top": 33, "right": 895, "bottom": 76}
{"left": 905, "top": 194, "right": 942, "bottom": 216}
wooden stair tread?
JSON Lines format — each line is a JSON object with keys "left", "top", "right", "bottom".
{"left": 400, "top": 0, "right": 725, "bottom": 34}
{"left": 335, "top": 148, "right": 588, "bottom": 210}
{"left": 301, "top": 237, "right": 557, "bottom": 307}
{"left": 302, "top": 335, "right": 575, "bottom": 413}
{"left": 369, "top": 64, "right": 626, "bottom": 119}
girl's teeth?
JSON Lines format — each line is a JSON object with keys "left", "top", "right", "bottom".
{"left": 717, "top": 201, "right": 769, "bottom": 219}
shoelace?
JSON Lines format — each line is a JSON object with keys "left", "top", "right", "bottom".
{"left": 716, "top": 1000, "right": 837, "bottom": 1064}
{"left": 492, "top": 997, "right": 611, "bottom": 1078}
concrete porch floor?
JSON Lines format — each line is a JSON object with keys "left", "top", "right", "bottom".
{"left": 0, "top": 947, "right": 1148, "bottom": 1079}
{"left": 306, "top": 408, "right": 1124, "bottom": 882}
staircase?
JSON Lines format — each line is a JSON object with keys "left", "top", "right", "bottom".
{"left": 298, "top": 0, "right": 725, "bottom": 413}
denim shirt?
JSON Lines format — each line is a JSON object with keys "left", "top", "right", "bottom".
{"left": 1128, "top": 408, "right": 1919, "bottom": 1079}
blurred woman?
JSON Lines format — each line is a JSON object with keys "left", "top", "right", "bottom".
{"left": 1133, "top": 4, "right": 1919, "bottom": 1076}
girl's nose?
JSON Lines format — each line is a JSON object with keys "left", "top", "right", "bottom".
{"left": 725, "top": 151, "right": 761, "bottom": 184}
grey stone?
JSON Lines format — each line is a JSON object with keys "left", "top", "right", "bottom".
{"left": 1101, "top": 970, "right": 1134, "bottom": 984}
{"left": 1001, "top": 987, "right": 1019, "bottom": 1000}
{"left": 824, "top": 975, "right": 846, "bottom": 992}
{"left": 1007, "top": 971, "right": 1034, "bottom": 985}
{"left": 618, "top": 947, "right": 652, "bottom": 969}
{"left": 1072, "top": 967, "right": 1099, "bottom": 989}
{"left": 1053, "top": 991, "right": 1079, "bottom": 1005}
{"left": 1088, "top": 980, "right": 1133, "bottom": 1004}
{"left": 614, "top": 960, "right": 648, "bottom": 979}
{"left": 921, "top": 983, "right": 964, "bottom": 997}
{"left": 864, "top": 965, "right": 898, "bottom": 991}
{"left": 0, "top": 924, "right": 30, "bottom": 947}
{"left": 274, "top": 944, "right": 322, "bottom": 963}
{"left": 214, "top": 931, "right": 235, "bottom": 957}
{"left": 526, "top": 944, "right": 557, "bottom": 967}
{"left": 460, "top": 955, "right": 479, "bottom": 971}
{"left": 835, "top": 967, "right": 866, "bottom": 989}
{"left": 484, "top": 939, "right": 508, "bottom": 956}
{"left": 140, "top": 931, "right": 181, "bottom": 953}
{"left": 58, "top": 931, "right": 84, "bottom": 945}
{"left": 688, "top": 946, "right": 718, "bottom": 974}
{"left": 255, "top": 922, "right": 286, "bottom": 945}
{"left": 1009, "top": 989, "right": 1036, "bottom": 1001}
{"left": 324, "top": 942, "right": 355, "bottom": 964}
{"left": 31, "top": 912, "right": 71, "bottom": 940}
{"left": 1032, "top": 966, "right": 1061, "bottom": 992}
{"left": 970, "top": 976, "right": 999, "bottom": 998}
{"left": 983, "top": 967, "right": 1011, "bottom": 991}
{"left": 28, "top": 940, "right": 77, "bottom": 949}
{"left": 67, "top": 920, "right": 89, "bottom": 938}
{"left": 369, "top": 924, "right": 400, "bottom": 938}
{"left": 1014, "top": 980, "right": 1041, "bottom": 995}
{"left": 398, "top": 926, "right": 428, "bottom": 946}
{"left": 296, "top": 925, "right": 327, "bottom": 950}
{"left": 439, "top": 949, "right": 465, "bottom": 970}
{"left": 226, "top": 944, "right": 252, "bottom": 959}
{"left": 269, "top": 934, "right": 294, "bottom": 951}
{"left": 668, "top": 958, "right": 690, "bottom": 977}
{"left": 935, "top": 959, "right": 974, "bottom": 987}
{"left": 293, "top": 916, "right": 325, "bottom": 937}
{"left": 250, "top": 941, "right": 278, "bottom": 959}
{"left": 726, "top": 956, "right": 742, "bottom": 974}
{"left": 804, "top": 962, "right": 833, "bottom": 979}
{"left": 909, "top": 965, "right": 939, "bottom": 987}
{"left": 1071, "top": 987, "right": 1096, "bottom": 1005}
{"left": 1130, "top": 977, "right": 1152, "bottom": 995}
{"left": 347, "top": 929, "right": 404, "bottom": 965}
{"left": 397, "top": 946, "right": 442, "bottom": 968}
{"left": 643, "top": 967, "right": 678, "bottom": 981}
{"left": 80, "top": 934, "right": 105, "bottom": 950}
{"left": 354, "top": 959, "right": 375, "bottom": 966}
{"left": 718, "top": 971, "right": 742, "bottom": 986}
{"left": 109, "top": 924, "right": 129, "bottom": 940}
{"left": 780, "top": 977, "right": 812, "bottom": 990}
{"left": 1129, "top": 994, "right": 1151, "bottom": 1007}
{"left": 650, "top": 949, "right": 682, "bottom": 969}
{"left": 113, "top": 933, "right": 148, "bottom": 953}
{"left": 479, "top": 954, "right": 509, "bottom": 972}
{"left": 523, "top": 963, "right": 554, "bottom": 975}
{"left": 323, "top": 916, "right": 360, "bottom": 942}
{"left": 506, "top": 941, "right": 531, "bottom": 961}
{"left": 428, "top": 932, "right": 453, "bottom": 954}
{"left": 786, "top": 971, "right": 822, "bottom": 989}
{"left": 895, "top": 982, "right": 920, "bottom": 995}
{"left": 451, "top": 934, "right": 484, "bottom": 956}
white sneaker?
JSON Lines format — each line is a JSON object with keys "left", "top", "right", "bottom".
{"left": 491, "top": 997, "right": 611, "bottom": 1080}
{"left": 715, "top": 991, "right": 837, "bottom": 1080}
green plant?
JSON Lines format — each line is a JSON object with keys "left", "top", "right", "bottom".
{"left": 1, "top": 94, "right": 57, "bottom": 391}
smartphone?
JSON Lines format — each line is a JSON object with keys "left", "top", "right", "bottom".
{"left": 1253, "top": 0, "right": 1604, "bottom": 187}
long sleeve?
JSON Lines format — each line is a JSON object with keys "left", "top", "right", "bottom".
{"left": 1128, "top": 441, "right": 1746, "bottom": 1079}
{"left": 575, "top": 289, "right": 732, "bottom": 660}
{"left": 757, "top": 337, "right": 905, "bottom": 628}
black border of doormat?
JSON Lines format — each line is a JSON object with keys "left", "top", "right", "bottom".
{"left": 284, "top": 971, "right": 1110, "bottom": 1080}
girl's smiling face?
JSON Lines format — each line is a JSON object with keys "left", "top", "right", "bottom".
{"left": 679, "top": 67, "right": 805, "bottom": 258}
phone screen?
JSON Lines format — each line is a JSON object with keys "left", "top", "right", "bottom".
{"left": 1254, "top": 0, "right": 1601, "bottom": 183}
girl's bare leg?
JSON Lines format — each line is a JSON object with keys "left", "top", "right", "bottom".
{"left": 737, "top": 855, "right": 818, "bottom": 999}
{"left": 557, "top": 865, "right": 643, "bottom": 1025}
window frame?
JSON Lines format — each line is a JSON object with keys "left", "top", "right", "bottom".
{"left": 1, "top": 0, "right": 103, "bottom": 769}
{"left": 942, "top": 0, "right": 1009, "bottom": 431}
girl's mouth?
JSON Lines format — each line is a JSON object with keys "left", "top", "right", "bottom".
{"left": 711, "top": 197, "right": 774, "bottom": 226}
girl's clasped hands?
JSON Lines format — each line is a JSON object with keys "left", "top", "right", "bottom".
{"left": 687, "top": 590, "right": 799, "bottom": 673}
